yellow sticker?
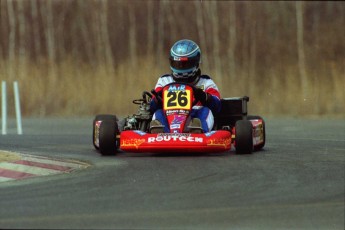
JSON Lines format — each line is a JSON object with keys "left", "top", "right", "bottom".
{"left": 163, "top": 89, "right": 192, "bottom": 110}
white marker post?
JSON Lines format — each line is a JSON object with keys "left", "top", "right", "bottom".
{"left": 2, "top": 81, "right": 7, "bottom": 135}
{"left": 13, "top": 81, "right": 23, "bottom": 135}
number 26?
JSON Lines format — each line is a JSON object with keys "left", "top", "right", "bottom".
{"left": 167, "top": 91, "right": 188, "bottom": 107}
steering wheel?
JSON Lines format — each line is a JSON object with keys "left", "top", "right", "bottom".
{"left": 133, "top": 91, "right": 152, "bottom": 105}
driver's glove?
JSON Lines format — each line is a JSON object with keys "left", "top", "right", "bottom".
{"left": 154, "top": 90, "right": 163, "bottom": 104}
{"left": 149, "top": 89, "right": 163, "bottom": 113}
{"left": 194, "top": 88, "right": 211, "bottom": 106}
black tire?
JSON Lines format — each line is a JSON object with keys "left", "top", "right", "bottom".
{"left": 235, "top": 120, "right": 253, "bottom": 154}
{"left": 248, "top": 115, "right": 266, "bottom": 151}
{"left": 93, "top": 114, "right": 118, "bottom": 151}
{"left": 99, "top": 119, "right": 119, "bottom": 155}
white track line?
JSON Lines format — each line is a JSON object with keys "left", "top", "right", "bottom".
{"left": 20, "top": 155, "right": 89, "bottom": 169}
{"left": 0, "top": 162, "right": 63, "bottom": 175}
{"left": 0, "top": 176, "right": 15, "bottom": 182}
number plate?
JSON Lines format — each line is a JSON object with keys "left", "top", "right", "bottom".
{"left": 163, "top": 87, "right": 192, "bottom": 110}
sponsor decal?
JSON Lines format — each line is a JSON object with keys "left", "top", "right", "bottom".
{"left": 178, "top": 110, "right": 190, "bottom": 115}
{"left": 170, "top": 115, "right": 185, "bottom": 129}
{"left": 172, "top": 115, "right": 185, "bottom": 124}
{"left": 207, "top": 137, "right": 231, "bottom": 148}
{"left": 170, "top": 124, "right": 181, "bottom": 129}
{"left": 174, "top": 57, "right": 188, "bottom": 61}
{"left": 204, "top": 131, "right": 216, "bottom": 137}
{"left": 148, "top": 133, "right": 203, "bottom": 143}
{"left": 166, "top": 110, "right": 179, "bottom": 115}
{"left": 253, "top": 124, "right": 263, "bottom": 137}
{"left": 167, "top": 84, "right": 186, "bottom": 92}
{"left": 158, "top": 133, "right": 191, "bottom": 137}
{"left": 121, "top": 139, "right": 145, "bottom": 149}
{"left": 134, "top": 130, "right": 147, "bottom": 136}
{"left": 253, "top": 123, "right": 264, "bottom": 145}
{"left": 94, "top": 121, "right": 102, "bottom": 148}
{"left": 166, "top": 110, "right": 189, "bottom": 116}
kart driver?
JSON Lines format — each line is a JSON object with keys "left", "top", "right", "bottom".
{"left": 150, "top": 39, "right": 221, "bottom": 133}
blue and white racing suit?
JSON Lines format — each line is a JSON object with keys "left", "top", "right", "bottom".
{"left": 150, "top": 74, "right": 221, "bottom": 133}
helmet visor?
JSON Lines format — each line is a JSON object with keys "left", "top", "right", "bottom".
{"left": 169, "top": 55, "right": 200, "bottom": 71}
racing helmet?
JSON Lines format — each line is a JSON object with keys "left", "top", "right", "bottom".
{"left": 169, "top": 39, "right": 201, "bottom": 83}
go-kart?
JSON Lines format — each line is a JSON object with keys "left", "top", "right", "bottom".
{"left": 92, "top": 82, "right": 265, "bottom": 155}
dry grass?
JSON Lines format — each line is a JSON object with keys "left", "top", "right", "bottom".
{"left": 0, "top": 56, "right": 344, "bottom": 118}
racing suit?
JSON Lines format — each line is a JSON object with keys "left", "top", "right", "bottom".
{"left": 150, "top": 74, "right": 221, "bottom": 133}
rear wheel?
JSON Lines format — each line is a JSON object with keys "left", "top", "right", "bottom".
{"left": 235, "top": 120, "right": 253, "bottom": 154}
{"left": 99, "top": 119, "right": 119, "bottom": 155}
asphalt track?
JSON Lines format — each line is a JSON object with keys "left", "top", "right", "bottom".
{"left": 0, "top": 117, "right": 344, "bottom": 229}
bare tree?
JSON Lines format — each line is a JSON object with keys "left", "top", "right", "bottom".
{"left": 312, "top": 3, "right": 321, "bottom": 113}
{"left": 240, "top": 2, "right": 250, "bottom": 81}
{"left": 30, "top": 0, "right": 42, "bottom": 59}
{"left": 77, "top": 1, "right": 93, "bottom": 66}
{"left": 55, "top": 0, "right": 68, "bottom": 64}
{"left": 39, "top": 0, "right": 57, "bottom": 115}
{"left": 194, "top": 1, "right": 209, "bottom": 71}
{"left": 0, "top": 0, "right": 9, "bottom": 59}
{"left": 165, "top": 1, "right": 177, "bottom": 43}
{"left": 228, "top": 1, "right": 237, "bottom": 81}
{"left": 249, "top": 2, "right": 256, "bottom": 81}
{"left": 18, "top": 0, "right": 26, "bottom": 78}
{"left": 296, "top": 1, "right": 308, "bottom": 99}
{"left": 209, "top": 1, "right": 222, "bottom": 87}
{"left": 92, "top": 2, "right": 104, "bottom": 67}
{"left": 128, "top": 4, "right": 137, "bottom": 70}
{"left": 147, "top": 0, "right": 154, "bottom": 56}
{"left": 156, "top": 1, "right": 165, "bottom": 61}
{"left": 40, "top": 1, "right": 56, "bottom": 70}
{"left": 100, "top": 0, "right": 114, "bottom": 73}
{"left": 7, "top": 0, "right": 16, "bottom": 81}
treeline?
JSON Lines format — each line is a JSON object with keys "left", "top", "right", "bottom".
{"left": 0, "top": 0, "right": 344, "bottom": 116}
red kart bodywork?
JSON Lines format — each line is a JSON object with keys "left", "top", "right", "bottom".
{"left": 93, "top": 83, "right": 266, "bottom": 155}
{"left": 120, "top": 130, "right": 231, "bottom": 153}
{"left": 119, "top": 83, "right": 231, "bottom": 153}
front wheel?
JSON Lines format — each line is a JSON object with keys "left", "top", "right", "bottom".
{"left": 99, "top": 120, "right": 119, "bottom": 155}
{"left": 235, "top": 120, "right": 253, "bottom": 154}
{"left": 93, "top": 114, "right": 117, "bottom": 150}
